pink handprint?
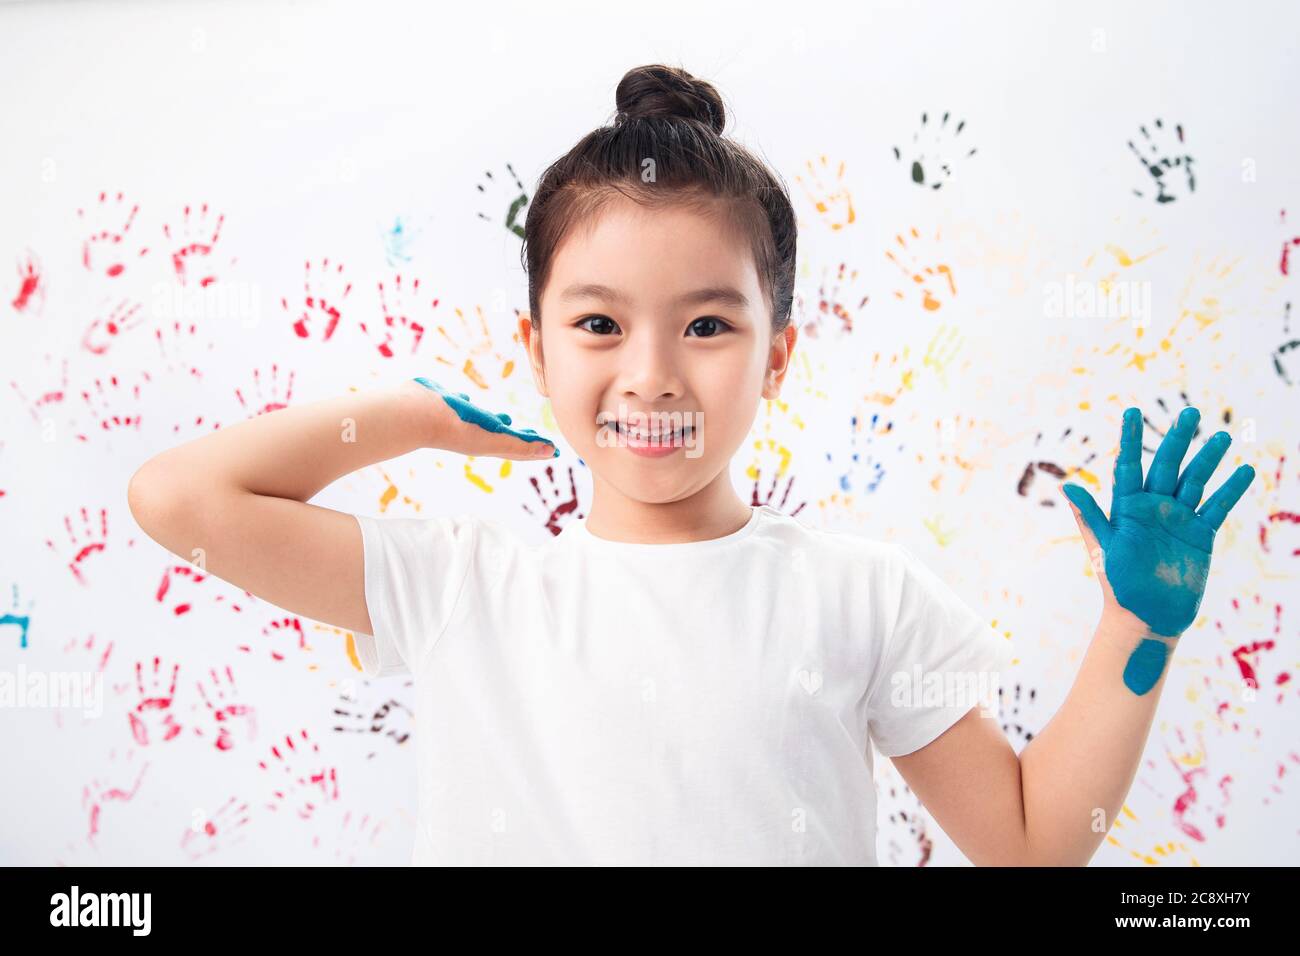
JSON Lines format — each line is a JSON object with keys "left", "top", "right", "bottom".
{"left": 154, "top": 318, "right": 215, "bottom": 381}
{"left": 81, "top": 749, "right": 149, "bottom": 847}
{"left": 75, "top": 371, "right": 152, "bottom": 441}
{"left": 312, "top": 808, "right": 385, "bottom": 864}
{"left": 127, "top": 656, "right": 184, "bottom": 746}
{"left": 78, "top": 191, "right": 149, "bottom": 277}
{"left": 180, "top": 795, "right": 252, "bottom": 861}
{"left": 259, "top": 729, "right": 340, "bottom": 820}
{"left": 162, "top": 202, "right": 230, "bottom": 286}
{"left": 81, "top": 299, "right": 146, "bottom": 355}
{"left": 193, "top": 665, "right": 257, "bottom": 751}
{"left": 11, "top": 355, "right": 70, "bottom": 423}
{"left": 283, "top": 257, "right": 351, "bottom": 341}
{"left": 234, "top": 363, "right": 295, "bottom": 417}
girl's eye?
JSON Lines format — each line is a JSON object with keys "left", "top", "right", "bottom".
{"left": 576, "top": 315, "right": 620, "bottom": 335}
{"left": 687, "top": 316, "right": 731, "bottom": 337}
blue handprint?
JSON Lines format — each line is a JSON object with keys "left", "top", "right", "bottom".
{"left": 412, "top": 376, "right": 558, "bottom": 456}
{"left": 1061, "top": 406, "right": 1255, "bottom": 694}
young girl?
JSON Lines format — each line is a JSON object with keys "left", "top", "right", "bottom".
{"left": 127, "top": 64, "right": 1255, "bottom": 866}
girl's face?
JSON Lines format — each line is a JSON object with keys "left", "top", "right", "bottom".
{"left": 521, "top": 193, "right": 794, "bottom": 507}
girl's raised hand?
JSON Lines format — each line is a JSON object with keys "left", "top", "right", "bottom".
{"left": 1060, "top": 406, "right": 1254, "bottom": 641}
{"left": 401, "top": 376, "right": 559, "bottom": 460}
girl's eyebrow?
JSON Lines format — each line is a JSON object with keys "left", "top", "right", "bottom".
{"left": 560, "top": 282, "right": 750, "bottom": 310}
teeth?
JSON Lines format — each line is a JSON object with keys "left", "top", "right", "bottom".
{"left": 615, "top": 422, "right": 687, "bottom": 440}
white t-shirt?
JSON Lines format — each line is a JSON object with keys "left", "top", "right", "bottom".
{"left": 352, "top": 503, "right": 1011, "bottom": 866}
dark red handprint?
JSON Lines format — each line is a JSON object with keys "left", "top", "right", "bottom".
{"left": 522, "top": 464, "right": 584, "bottom": 535}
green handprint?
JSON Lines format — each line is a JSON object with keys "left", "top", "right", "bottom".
{"left": 1061, "top": 406, "right": 1254, "bottom": 694}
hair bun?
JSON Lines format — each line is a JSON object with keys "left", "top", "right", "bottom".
{"left": 614, "top": 64, "right": 726, "bottom": 134}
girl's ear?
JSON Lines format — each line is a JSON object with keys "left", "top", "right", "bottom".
{"left": 518, "top": 312, "right": 548, "bottom": 397}
{"left": 761, "top": 324, "right": 797, "bottom": 400}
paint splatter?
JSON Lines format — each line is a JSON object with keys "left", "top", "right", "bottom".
{"left": 892, "top": 112, "right": 977, "bottom": 190}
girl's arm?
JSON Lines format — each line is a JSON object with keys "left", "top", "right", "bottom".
{"left": 889, "top": 405, "right": 1254, "bottom": 865}
{"left": 127, "top": 379, "right": 556, "bottom": 637}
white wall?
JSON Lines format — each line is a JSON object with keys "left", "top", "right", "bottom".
{"left": 1, "top": 0, "right": 1297, "bottom": 865}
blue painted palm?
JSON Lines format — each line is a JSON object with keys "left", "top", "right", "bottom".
{"left": 1061, "top": 406, "right": 1254, "bottom": 640}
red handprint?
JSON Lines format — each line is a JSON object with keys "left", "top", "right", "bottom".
{"left": 127, "top": 656, "right": 184, "bottom": 746}
{"left": 81, "top": 299, "right": 146, "bottom": 355}
{"left": 163, "top": 202, "right": 230, "bottom": 286}
{"left": 46, "top": 506, "right": 129, "bottom": 585}
{"left": 363, "top": 273, "right": 435, "bottom": 357}
{"left": 259, "top": 729, "right": 340, "bottom": 820}
{"left": 193, "top": 665, "right": 257, "bottom": 751}
{"left": 283, "top": 258, "right": 351, "bottom": 341}
{"left": 80, "top": 749, "right": 149, "bottom": 847}
{"left": 155, "top": 563, "right": 252, "bottom": 616}
{"left": 75, "top": 371, "right": 152, "bottom": 441}
{"left": 78, "top": 191, "right": 149, "bottom": 278}
{"left": 11, "top": 249, "right": 44, "bottom": 314}
{"left": 236, "top": 615, "right": 311, "bottom": 662}
{"left": 11, "top": 355, "right": 70, "bottom": 423}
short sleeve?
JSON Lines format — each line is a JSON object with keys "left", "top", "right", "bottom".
{"left": 866, "top": 544, "right": 1013, "bottom": 758}
{"left": 352, "top": 513, "right": 480, "bottom": 678}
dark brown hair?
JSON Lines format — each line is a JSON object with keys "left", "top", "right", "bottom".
{"left": 521, "top": 63, "right": 797, "bottom": 335}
